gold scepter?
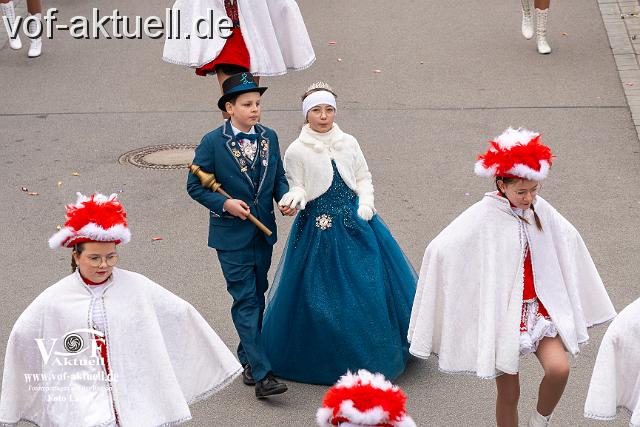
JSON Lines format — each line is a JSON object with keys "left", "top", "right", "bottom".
{"left": 189, "top": 164, "right": 273, "bottom": 236}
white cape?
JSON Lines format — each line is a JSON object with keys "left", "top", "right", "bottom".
{"left": 584, "top": 297, "right": 640, "bottom": 426}
{"left": 0, "top": 268, "right": 242, "bottom": 427}
{"left": 408, "top": 192, "right": 616, "bottom": 378}
{"left": 162, "top": 0, "right": 316, "bottom": 76}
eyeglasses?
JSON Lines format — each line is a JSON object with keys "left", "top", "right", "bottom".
{"left": 85, "top": 254, "right": 119, "bottom": 268}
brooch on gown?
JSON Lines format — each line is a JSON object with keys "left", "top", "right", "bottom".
{"left": 315, "top": 214, "right": 333, "bottom": 230}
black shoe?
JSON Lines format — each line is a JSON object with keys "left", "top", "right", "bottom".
{"left": 255, "top": 373, "right": 288, "bottom": 399}
{"left": 242, "top": 364, "right": 256, "bottom": 386}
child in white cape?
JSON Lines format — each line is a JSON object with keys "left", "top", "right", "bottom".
{"left": 408, "top": 128, "right": 616, "bottom": 427}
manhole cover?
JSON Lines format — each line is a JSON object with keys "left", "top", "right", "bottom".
{"left": 119, "top": 144, "right": 197, "bottom": 169}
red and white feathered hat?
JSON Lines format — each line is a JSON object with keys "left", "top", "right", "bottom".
{"left": 316, "top": 370, "right": 416, "bottom": 427}
{"left": 474, "top": 127, "right": 553, "bottom": 180}
{"left": 48, "top": 192, "right": 131, "bottom": 249}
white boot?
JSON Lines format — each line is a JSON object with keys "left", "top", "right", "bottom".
{"left": 535, "top": 8, "right": 551, "bottom": 54}
{"left": 521, "top": 0, "right": 534, "bottom": 39}
{"left": 27, "top": 13, "right": 41, "bottom": 58}
{"left": 1, "top": 1, "right": 22, "bottom": 50}
{"left": 528, "top": 410, "right": 553, "bottom": 427}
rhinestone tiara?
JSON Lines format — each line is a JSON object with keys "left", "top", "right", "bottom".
{"left": 305, "top": 81, "right": 334, "bottom": 93}
{"left": 302, "top": 81, "right": 337, "bottom": 100}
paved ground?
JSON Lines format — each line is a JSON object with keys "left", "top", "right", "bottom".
{"left": 1, "top": 0, "right": 639, "bottom": 425}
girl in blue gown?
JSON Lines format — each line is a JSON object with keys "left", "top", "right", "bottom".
{"left": 262, "top": 82, "right": 417, "bottom": 385}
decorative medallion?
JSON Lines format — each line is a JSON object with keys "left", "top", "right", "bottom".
{"left": 315, "top": 214, "right": 333, "bottom": 230}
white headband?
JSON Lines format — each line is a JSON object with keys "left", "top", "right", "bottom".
{"left": 302, "top": 90, "right": 337, "bottom": 119}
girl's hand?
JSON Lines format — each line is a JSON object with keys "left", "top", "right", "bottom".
{"left": 279, "top": 205, "right": 298, "bottom": 216}
{"left": 357, "top": 205, "right": 374, "bottom": 221}
{"left": 279, "top": 189, "right": 306, "bottom": 209}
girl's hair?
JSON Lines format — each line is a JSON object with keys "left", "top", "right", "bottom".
{"left": 495, "top": 177, "right": 543, "bottom": 231}
{"left": 71, "top": 243, "right": 85, "bottom": 272}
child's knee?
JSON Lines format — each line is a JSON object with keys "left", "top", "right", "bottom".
{"left": 544, "top": 359, "right": 570, "bottom": 382}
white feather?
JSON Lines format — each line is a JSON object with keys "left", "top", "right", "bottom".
{"left": 48, "top": 227, "right": 75, "bottom": 249}
{"left": 506, "top": 160, "right": 550, "bottom": 181}
{"left": 474, "top": 160, "right": 497, "bottom": 177}
{"left": 74, "top": 223, "right": 131, "bottom": 244}
{"left": 493, "top": 127, "right": 539, "bottom": 149}
{"left": 315, "top": 407, "right": 333, "bottom": 427}
{"left": 339, "top": 400, "right": 389, "bottom": 424}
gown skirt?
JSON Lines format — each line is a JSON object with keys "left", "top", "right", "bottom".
{"left": 261, "top": 162, "right": 417, "bottom": 385}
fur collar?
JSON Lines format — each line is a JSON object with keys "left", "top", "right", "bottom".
{"left": 298, "top": 123, "right": 345, "bottom": 153}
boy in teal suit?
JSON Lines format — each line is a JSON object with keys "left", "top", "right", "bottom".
{"left": 187, "top": 72, "right": 294, "bottom": 398}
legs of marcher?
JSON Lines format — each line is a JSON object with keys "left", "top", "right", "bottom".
{"left": 496, "top": 373, "right": 520, "bottom": 427}
{"left": 1, "top": 0, "right": 22, "bottom": 49}
{"left": 520, "top": 0, "right": 534, "bottom": 39}
{"left": 534, "top": 0, "right": 551, "bottom": 53}
{"left": 216, "top": 237, "right": 273, "bottom": 382}
{"left": 534, "top": 0, "right": 550, "bottom": 9}
{"left": 534, "top": 336, "right": 569, "bottom": 416}
{"left": 235, "top": 235, "right": 271, "bottom": 367}
{"left": 25, "top": 0, "right": 42, "bottom": 57}
{"left": 26, "top": 0, "right": 40, "bottom": 14}
{"left": 254, "top": 236, "right": 272, "bottom": 329}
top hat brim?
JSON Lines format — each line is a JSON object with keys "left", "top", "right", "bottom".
{"left": 218, "top": 87, "right": 268, "bottom": 111}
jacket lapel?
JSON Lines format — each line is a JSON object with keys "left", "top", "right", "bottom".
{"left": 254, "top": 124, "right": 271, "bottom": 197}
{"left": 223, "top": 120, "right": 255, "bottom": 190}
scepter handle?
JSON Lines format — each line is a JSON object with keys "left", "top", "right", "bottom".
{"left": 247, "top": 213, "right": 273, "bottom": 236}
{"left": 189, "top": 164, "right": 273, "bottom": 236}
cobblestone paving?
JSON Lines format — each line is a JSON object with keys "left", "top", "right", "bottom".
{"left": 598, "top": 0, "right": 640, "bottom": 138}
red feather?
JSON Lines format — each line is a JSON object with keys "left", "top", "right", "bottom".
{"left": 64, "top": 195, "right": 128, "bottom": 231}
{"left": 477, "top": 136, "right": 552, "bottom": 176}
{"left": 322, "top": 382, "right": 408, "bottom": 424}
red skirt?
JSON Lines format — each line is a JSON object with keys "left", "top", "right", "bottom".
{"left": 195, "top": 28, "right": 251, "bottom": 76}
{"left": 520, "top": 248, "right": 550, "bottom": 331}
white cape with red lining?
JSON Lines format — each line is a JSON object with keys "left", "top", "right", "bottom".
{"left": 408, "top": 192, "right": 616, "bottom": 378}
{"left": 162, "top": 0, "right": 316, "bottom": 76}
{"left": 0, "top": 268, "right": 241, "bottom": 427}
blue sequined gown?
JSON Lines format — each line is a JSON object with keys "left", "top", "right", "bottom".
{"left": 261, "top": 161, "right": 417, "bottom": 385}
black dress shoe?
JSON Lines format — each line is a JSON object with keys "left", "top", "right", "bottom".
{"left": 242, "top": 364, "right": 256, "bottom": 386}
{"left": 255, "top": 373, "right": 288, "bottom": 398}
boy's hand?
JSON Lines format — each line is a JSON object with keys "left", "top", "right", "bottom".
{"left": 223, "top": 199, "right": 250, "bottom": 220}
{"left": 278, "top": 205, "right": 297, "bottom": 216}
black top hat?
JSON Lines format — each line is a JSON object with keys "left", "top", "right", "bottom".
{"left": 217, "top": 72, "right": 268, "bottom": 111}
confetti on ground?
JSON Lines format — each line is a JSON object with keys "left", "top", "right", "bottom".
{"left": 561, "top": 32, "right": 568, "bottom": 36}
{"left": 337, "top": 58, "right": 342, "bottom": 62}
{"left": 27, "top": 192, "right": 39, "bottom": 196}
{"left": 373, "top": 69, "right": 382, "bottom": 73}
{"left": 328, "top": 40, "right": 336, "bottom": 45}
{"left": 465, "top": 192, "right": 471, "bottom": 196}
{"left": 633, "top": 35, "right": 638, "bottom": 40}
{"left": 56, "top": 225, "right": 62, "bottom": 231}
{"left": 420, "top": 61, "right": 424, "bottom": 64}
{"left": 21, "top": 187, "right": 28, "bottom": 192}
{"left": 71, "top": 171, "right": 80, "bottom": 176}
{"left": 57, "top": 181, "right": 63, "bottom": 187}
{"left": 626, "top": 82, "right": 635, "bottom": 86}
{"left": 152, "top": 236, "right": 163, "bottom": 241}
